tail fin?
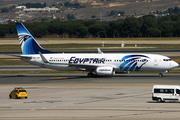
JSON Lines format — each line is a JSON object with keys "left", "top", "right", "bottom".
{"left": 15, "top": 23, "right": 54, "bottom": 55}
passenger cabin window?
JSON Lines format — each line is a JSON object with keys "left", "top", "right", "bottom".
{"left": 154, "top": 89, "right": 174, "bottom": 93}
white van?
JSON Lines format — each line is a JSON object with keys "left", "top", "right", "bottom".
{"left": 152, "top": 85, "right": 180, "bottom": 102}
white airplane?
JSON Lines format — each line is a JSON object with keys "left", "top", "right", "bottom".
{"left": 15, "top": 23, "right": 179, "bottom": 77}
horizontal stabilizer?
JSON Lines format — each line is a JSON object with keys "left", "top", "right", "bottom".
{"left": 6, "top": 54, "right": 32, "bottom": 59}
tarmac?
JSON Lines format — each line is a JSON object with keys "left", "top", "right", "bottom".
{"left": 0, "top": 74, "right": 180, "bottom": 120}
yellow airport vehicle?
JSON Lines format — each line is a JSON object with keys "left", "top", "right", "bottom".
{"left": 9, "top": 87, "right": 28, "bottom": 99}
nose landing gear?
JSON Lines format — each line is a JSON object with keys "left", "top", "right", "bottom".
{"left": 159, "top": 71, "right": 168, "bottom": 77}
{"left": 159, "top": 73, "right": 163, "bottom": 77}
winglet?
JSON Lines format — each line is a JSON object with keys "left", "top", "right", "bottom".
{"left": 97, "top": 48, "right": 103, "bottom": 54}
{"left": 39, "top": 51, "right": 49, "bottom": 63}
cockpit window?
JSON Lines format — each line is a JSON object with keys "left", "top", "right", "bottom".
{"left": 163, "top": 59, "right": 171, "bottom": 61}
{"left": 176, "top": 89, "right": 180, "bottom": 94}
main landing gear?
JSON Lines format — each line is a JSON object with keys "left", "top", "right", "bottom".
{"left": 87, "top": 72, "right": 94, "bottom": 77}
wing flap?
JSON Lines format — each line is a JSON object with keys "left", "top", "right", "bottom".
{"left": 38, "top": 52, "right": 101, "bottom": 70}
{"left": 68, "top": 63, "right": 98, "bottom": 69}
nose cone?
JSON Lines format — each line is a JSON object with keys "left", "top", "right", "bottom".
{"left": 172, "top": 61, "right": 179, "bottom": 68}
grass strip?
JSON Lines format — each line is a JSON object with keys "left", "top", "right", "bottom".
{"left": 1, "top": 37, "right": 180, "bottom": 40}
{"left": 0, "top": 59, "right": 30, "bottom": 65}
{"left": 0, "top": 44, "right": 180, "bottom": 51}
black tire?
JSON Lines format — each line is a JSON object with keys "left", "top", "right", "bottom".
{"left": 25, "top": 97, "right": 27, "bottom": 99}
{"left": 87, "top": 73, "right": 93, "bottom": 77}
{"left": 159, "top": 73, "right": 163, "bottom": 77}
{"left": 16, "top": 95, "right": 19, "bottom": 99}
{"left": 87, "top": 73, "right": 90, "bottom": 77}
{"left": 157, "top": 98, "right": 162, "bottom": 103}
{"left": 9, "top": 95, "right": 12, "bottom": 99}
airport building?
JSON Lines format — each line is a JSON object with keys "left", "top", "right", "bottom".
{"left": 22, "top": 7, "right": 59, "bottom": 13}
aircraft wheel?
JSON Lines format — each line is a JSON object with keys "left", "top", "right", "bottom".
{"left": 159, "top": 73, "right": 163, "bottom": 77}
{"left": 87, "top": 73, "right": 93, "bottom": 77}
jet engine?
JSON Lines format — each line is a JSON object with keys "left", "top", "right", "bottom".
{"left": 96, "top": 67, "right": 115, "bottom": 76}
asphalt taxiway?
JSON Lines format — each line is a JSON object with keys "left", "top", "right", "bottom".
{"left": 0, "top": 74, "right": 180, "bottom": 120}
{"left": 0, "top": 73, "right": 180, "bottom": 85}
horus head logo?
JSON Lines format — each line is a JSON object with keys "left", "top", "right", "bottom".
{"left": 120, "top": 55, "right": 149, "bottom": 71}
{"left": 18, "top": 33, "right": 31, "bottom": 46}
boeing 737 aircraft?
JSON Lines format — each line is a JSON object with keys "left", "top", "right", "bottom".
{"left": 15, "top": 23, "right": 179, "bottom": 77}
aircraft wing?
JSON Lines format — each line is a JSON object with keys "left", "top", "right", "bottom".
{"left": 68, "top": 63, "right": 99, "bottom": 70}
{"left": 52, "top": 62, "right": 99, "bottom": 70}
{"left": 39, "top": 52, "right": 101, "bottom": 70}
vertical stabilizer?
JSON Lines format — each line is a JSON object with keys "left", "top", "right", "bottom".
{"left": 15, "top": 23, "right": 53, "bottom": 55}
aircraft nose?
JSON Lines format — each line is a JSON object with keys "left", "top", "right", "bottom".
{"left": 172, "top": 61, "right": 179, "bottom": 68}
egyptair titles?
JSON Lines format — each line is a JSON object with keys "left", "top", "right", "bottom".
{"left": 69, "top": 57, "right": 106, "bottom": 64}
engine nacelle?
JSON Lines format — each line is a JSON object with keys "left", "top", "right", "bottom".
{"left": 96, "top": 67, "right": 115, "bottom": 76}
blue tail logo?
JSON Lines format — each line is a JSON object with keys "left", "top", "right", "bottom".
{"left": 19, "top": 33, "right": 31, "bottom": 46}
{"left": 15, "top": 23, "right": 54, "bottom": 55}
